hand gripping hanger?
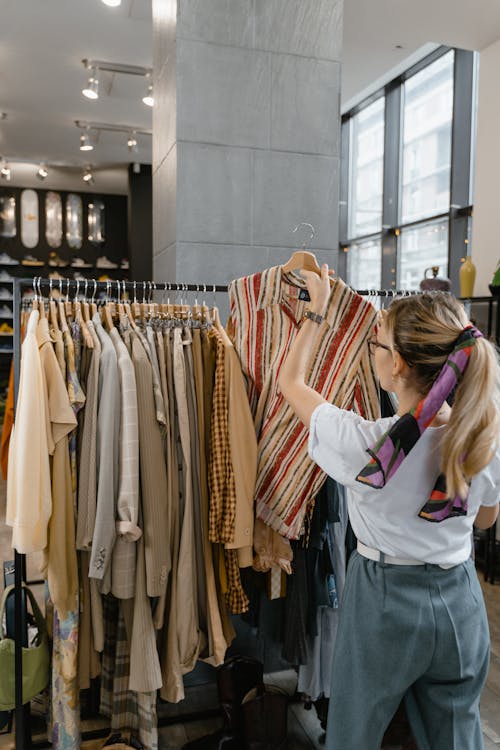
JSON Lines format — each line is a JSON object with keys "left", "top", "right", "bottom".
{"left": 282, "top": 222, "right": 322, "bottom": 275}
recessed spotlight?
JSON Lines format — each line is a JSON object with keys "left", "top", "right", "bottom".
{"left": 83, "top": 166, "right": 94, "bottom": 184}
{"left": 80, "top": 131, "right": 94, "bottom": 152}
{"left": 142, "top": 82, "right": 154, "bottom": 107}
{"left": 37, "top": 164, "right": 48, "bottom": 180}
{"left": 82, "top": 70, "right": 99, "bottom": 100}
{"left": 127, "top": 133, "right": 138, "bottom": 153}
{"left": 102, "top": 0, "right": 121, "bottom": 6}
{"left": 0, "top": 162, "right": 11, "bottom": 181}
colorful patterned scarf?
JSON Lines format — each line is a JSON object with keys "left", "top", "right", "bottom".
{"left": 356, "top": 325, "right": 483, "bottom": 522}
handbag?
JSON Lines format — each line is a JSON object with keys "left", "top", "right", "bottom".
{"left": 0, "top": 583, "right": 50, "bottom": 711}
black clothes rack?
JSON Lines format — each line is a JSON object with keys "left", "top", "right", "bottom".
{"left": 10, "top": 276, "right": 420, "bottom": 750}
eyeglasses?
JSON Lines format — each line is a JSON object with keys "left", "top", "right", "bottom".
{"left": 368, "top": 338, "right": 392, "bottom": 356}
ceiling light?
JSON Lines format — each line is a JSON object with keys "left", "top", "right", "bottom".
{"left": 0, "top": 162, "right": 11, "bottom": 181}
{"left": 142, "top": 82, "right": 154, "bottom": 107}
{"left": 83, "top": 166, "right": 94, "bottom": 184}
{"left": 101, "top": 0, "right": 121, "bottom": 6}
{"left": 127, "top": 132, "right": 138, "bottom": 152}
{"left": 80, "top": 131, "right": 94, "bottom": 152}
{"left": 82, "top": 69, "right": 99, "bottom": 100}
{"left": 37, "top": 164, "right": 48, "bottom": 180}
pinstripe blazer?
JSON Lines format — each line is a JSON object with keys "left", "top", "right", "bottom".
{"left": 89, "top": 315, "right": 120, "bottom": 592}
{"left": 130, "top": 329, "right": 170, "bottom": 599}
{"left": 109, "top": 328, "right": 141, "bottom": 599}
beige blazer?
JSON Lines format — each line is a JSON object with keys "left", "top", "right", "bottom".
{"left": 130, "top": 329, "right": 170, "bottom": 598}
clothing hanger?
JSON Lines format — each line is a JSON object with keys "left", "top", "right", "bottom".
{"left": 281, "top": 250, "right": 322, "bottom": 275}
{"left": 57, "top": 280, "right": 68, "bottom": 332}
{"left": 281, "top": 223, "right": 322, "bottom": 276}
{"left": 74, "top": 280, "right": 94, "bottom": 348}
{"left": 123, "top": 280, "right": 138, "bottom": 329}
{"left": 116, "top": 280, "right": 127, "bottom": 327}
{"left": 81, "top": 279, "right": 91, "bottom": 323}
{"left": 48, "top": 279, "right": 60, "bottom": 334}
{"left": 90, "top": 279, "right": 98, "bottom": 318}
{"left": 37, "top": 277, "right": 46, "bottom": 319}
{"left": 101, "top": 281, "right": 115, "bottom": 331}
{"left": 31, "top": 277, "right": 39, "bottom": 313}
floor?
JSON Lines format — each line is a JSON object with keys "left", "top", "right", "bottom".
{"left": 1, "top": 477, "right": 500, "bottom": 750}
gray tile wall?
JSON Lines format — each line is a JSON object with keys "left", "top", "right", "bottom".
{"left": 153, "top": 0, "right": 343, "bottom": 287}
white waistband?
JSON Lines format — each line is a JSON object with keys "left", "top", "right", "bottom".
{"left": 357, "top": 541, "right": 457, "bottom": 569}
{"left": 357, "top": 541, "right": 425, "bottom": 566}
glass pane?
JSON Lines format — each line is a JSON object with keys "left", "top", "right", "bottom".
{"left": 348, "top": 97, "right": 385, "bottom": 238}
{"left": 347, "top": 238, "right": 382, "bottom": 291}
{"left": 66, "top": 193, "right": 82, "bottom": 250}
{"left": 401, "top": 51, "right": 454, "bottom": 223}
{"left": 0, "top": 195, "right": 16, "bottom": 238}
{"left": 398, "top": 220, "right": 448, "bottom": 291}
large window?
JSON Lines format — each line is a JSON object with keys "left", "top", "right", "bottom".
{"left": 347, "top": 239, "right": 382, "bottom": 290}
{"left": 341, "top": 47, "right": 475, "bottom": 296}
{"left": 348, "top": 97, "right": 385, "bottom": 238}
{"left": 398, "top": 220, "right": 448, "bottom": 290}
{"left": 400, "top": 51, "right": 454, "bottom": 224}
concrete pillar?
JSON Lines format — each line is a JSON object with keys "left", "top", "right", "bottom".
{"left": 152, "top": 0, "right": 343, "bottom": 293}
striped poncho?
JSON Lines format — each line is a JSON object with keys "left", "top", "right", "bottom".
{"left": 228, "top": 266, "right": 380, "bottom": 539}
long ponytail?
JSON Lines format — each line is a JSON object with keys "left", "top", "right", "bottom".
{"left": 442, "top": 336, "right": 500, "bottom": 498}
{"left": 385, "top": 292, "right": 500, "bottom": 497}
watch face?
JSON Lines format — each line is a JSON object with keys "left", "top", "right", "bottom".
{"left": 66, "top": 193, "right": 82, "bottom": 250}
{"left": 46, "top": 192, "right": 63, "bottom": 248}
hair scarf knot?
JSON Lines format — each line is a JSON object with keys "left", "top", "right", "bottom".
{"left": 356, "top": 325, "right": 483, "bottom": 522}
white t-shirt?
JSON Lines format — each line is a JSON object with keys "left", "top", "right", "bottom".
{"left": 308, "top": 403, "right": 500, "bottom": 566}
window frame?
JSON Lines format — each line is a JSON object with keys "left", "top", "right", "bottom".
{"left": 340, "top": 46, "right": 476, "bottom": 295}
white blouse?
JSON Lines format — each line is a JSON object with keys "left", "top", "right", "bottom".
{"left": 308, "top": 403, "right": 500, "bottom": 566}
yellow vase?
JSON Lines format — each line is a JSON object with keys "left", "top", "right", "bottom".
{"left": 459, "top": 256, "right": 476, "bottom": 298}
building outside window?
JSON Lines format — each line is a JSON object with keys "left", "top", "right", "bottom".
{"left": 348, "top": 97, "right": 385, "bottom": 238}
{"left": 398, "top": 220, "right": 449, "bottom": 291}
{"left": 347, "top": 238, "right": 382, "bottom": 290}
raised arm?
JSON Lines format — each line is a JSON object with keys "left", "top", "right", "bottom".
{"left": 278, "top": 264, "right": 333, "bottom": 427}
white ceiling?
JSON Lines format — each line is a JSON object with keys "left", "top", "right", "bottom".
{"left": 3, "top": 0, "right": 500, "bottom": 176}
{"left": 0, "top": 0, "right": 152, "bottom": 173}
{"left": 342, "top": 0, "right": 500, "bottom": 110}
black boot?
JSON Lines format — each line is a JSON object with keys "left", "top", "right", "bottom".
{"left": 183, "top": 656, "right": 264, "bottom": 750}
{"left": 241, "top": 685, "right": 288, "bottom": 750}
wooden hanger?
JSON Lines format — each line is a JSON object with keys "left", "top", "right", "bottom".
{"left": 102, "top": 302, "right": 115, "bottom": 331}
{"left": 58, "top": 299, "right": 69, "bottom": 333}
{"left": 81, "top": 280, "right": 91, "bottom": 323}
{"left": 49, "top": 298, "right": 60, "bottom": 334}
{"left": 73, "top": 281, "right": 93, "bottom": 348}
{"left": 281, "top": 250, "right": 322, "bottom": 275}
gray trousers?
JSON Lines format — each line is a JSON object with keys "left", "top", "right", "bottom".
{"left": 326, "top": 551, "right": 490, "bottom": 750}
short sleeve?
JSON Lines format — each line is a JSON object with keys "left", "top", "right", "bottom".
{"left": 469, "top": 446, "right": 500, "bottom": 507}
{"left": 308, "top": 402, "right": 398, "bottom": 489}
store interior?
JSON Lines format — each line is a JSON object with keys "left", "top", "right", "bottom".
{"left": 1, "top": 1, "right": 500, "bottom": 749}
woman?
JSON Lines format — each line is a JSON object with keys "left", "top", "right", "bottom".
{"left": 278, "top": 264, "right": 500, "bottom": 750}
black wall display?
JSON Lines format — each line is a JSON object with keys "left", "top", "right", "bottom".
{"left": 0, "top": 186, "right": 128, "bottom": 272}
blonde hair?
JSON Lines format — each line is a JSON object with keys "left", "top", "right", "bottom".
{"left": 385, "top": 292, "right": 500, "bottom": 499}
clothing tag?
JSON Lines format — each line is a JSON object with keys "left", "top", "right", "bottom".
{"left": 298, "top": 289, "right": 311, "bottom": 301}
